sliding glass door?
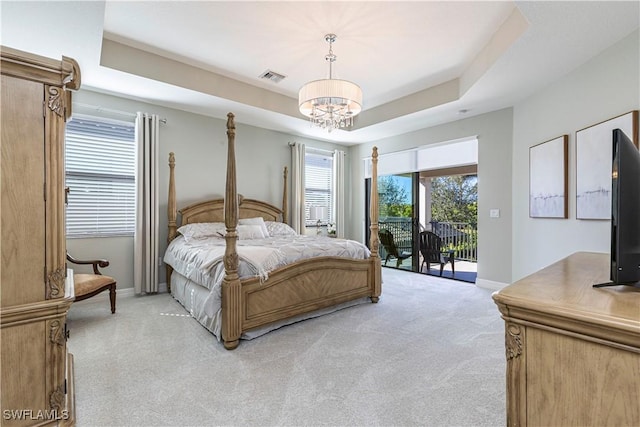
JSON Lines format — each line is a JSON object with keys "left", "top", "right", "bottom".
{"left": 366, "top": 173, "right": 419, "bottom": 271}
{"left": 363, "top": 139, "right": 480, "bottom": 281}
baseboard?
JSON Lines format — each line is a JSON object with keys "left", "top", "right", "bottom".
{"left": 475, "top": 278, "right": 509, "bottom": 291}
{"left": 72, "top": 282, "right": 168, "bottom": 306}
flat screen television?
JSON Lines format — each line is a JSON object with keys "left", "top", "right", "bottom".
{"left": 594, "top": 128, "right": 640, "bottom": 288}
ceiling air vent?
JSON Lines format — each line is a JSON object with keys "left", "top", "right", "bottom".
{"left": 259, "top": 70, "right": 286, "bottom": 83}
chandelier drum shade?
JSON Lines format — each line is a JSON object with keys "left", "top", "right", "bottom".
{"left": 298, "top": 34, "right": 362, "bottom": 132}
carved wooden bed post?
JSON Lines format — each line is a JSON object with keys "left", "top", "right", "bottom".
{"left": 369, "top": 146, "right": 382, "bottom": 302}
{"left": 282, "top": 166, "right": 288, "bottom": 224}
{"left": 167, "top": 152, "right": 177, "bottom": 293}
{"left": 221, "top": 113, "right": 242, "bottom": 350}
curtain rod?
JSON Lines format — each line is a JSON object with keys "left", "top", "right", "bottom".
{"left": 288, "top": 142, "right": 334, "bottom": 155}
{"left": 73, "top": 102, "right": 167, "bottom": 124}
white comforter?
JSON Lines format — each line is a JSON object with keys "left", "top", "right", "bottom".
{"left": 164, "top": 234, "right": 371, "bottom": 320}
{"left": 164, "top": 234, "right": 370, "bottom": 289}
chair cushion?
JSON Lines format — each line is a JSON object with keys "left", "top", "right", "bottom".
{"left": 74, "top": 273, "right": 116, "bottom": 297}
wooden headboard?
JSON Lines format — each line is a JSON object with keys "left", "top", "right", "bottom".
{"left": 179, "top": 195, "right": 283, "bottom": 225}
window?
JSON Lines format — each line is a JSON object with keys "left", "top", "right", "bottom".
{"left": 305, "top": 149, "right": 333, "bottom": 226}
{"left": 65, "top": 115, "right": 136, "bottom": 237}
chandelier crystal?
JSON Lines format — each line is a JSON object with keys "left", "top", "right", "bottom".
{"left": 298, "top": 34, "right": 362, "bottom": 132}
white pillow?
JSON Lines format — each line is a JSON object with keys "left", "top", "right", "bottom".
{"left": 237, "top": 224, "right": 268, "bottom": 240}
{"left": 239, "top": 217, "right": 270, "bottom": 237}
{"left": 265, "top": 221, "right": 297, "bottom": 237}
{"left": 178, "top": 220, "right": 269, "bottom": 242}
{"left": 178, "top": 222, "right": 226, "bottom": 242}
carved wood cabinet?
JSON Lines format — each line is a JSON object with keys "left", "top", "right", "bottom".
{"left": 1, "top": 46, "right": 80, "bottom": 426}
{"left": 493, "top": 252, "right": 640, "bottom": 427}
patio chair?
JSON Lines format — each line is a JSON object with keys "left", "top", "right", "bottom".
{"left": 379, "top": 229, "right": 412, "bottom": 268}
{"left": 419, "top": 231, "right": 455, "bottom": 276}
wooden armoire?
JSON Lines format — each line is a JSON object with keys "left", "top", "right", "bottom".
{"left": 1, "top": 46, "right": 80, "bottom": 426}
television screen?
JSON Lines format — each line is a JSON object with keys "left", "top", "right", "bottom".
{"left": 597, "top": 128, "right": 640, "bottom": 287}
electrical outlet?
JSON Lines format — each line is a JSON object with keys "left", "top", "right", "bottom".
{"left": 490, "top": 209, "right": 500, "bottom": 218}
{"left": 158, "top": 256, "right": 163, "bottom": 266}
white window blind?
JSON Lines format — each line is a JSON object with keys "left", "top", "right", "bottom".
{"left": 363, "top": 136, "right": 478, "bottom": 177}
{"left": 305, "top": 150, "right": 333, "bottom": 225}
{"left": 65, "top": 116, "right": 136, "bottom": 237}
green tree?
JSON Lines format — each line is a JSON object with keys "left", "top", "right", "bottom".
{"left": 378, "top": 176, "right": 412, "bottom": 217}
{"left": 431, "top": 175, "right": 477, "bottom": 228}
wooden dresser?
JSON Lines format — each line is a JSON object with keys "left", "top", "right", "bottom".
{"left": 493, "top": 252, "right": 640, "bottom": 427}
{"left": 1, "top": 46, "right": 80, "bottom": 426}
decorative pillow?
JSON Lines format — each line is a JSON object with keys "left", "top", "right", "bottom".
{"left": 178, "top": 222, "right": 225, "bottom": 242}
{"left": 239, "top": 217, "right": 270, "bottom": 237}
{"left": 265, "top": 221, "right": 297, "bottom": 237}
{"left": 237, "top": 224, "right": 268, "bottom": 240}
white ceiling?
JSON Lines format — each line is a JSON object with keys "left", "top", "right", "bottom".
{"left": 1, "top": 1, "right": 638, "bottom": 145}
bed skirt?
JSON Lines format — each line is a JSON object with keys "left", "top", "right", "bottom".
{"left": 170, "top": 271, "right": 371, "bottom": 342}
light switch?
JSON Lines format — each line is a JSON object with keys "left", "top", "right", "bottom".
{"left": 490, "top": 209, "right": 500, "bottom": 218}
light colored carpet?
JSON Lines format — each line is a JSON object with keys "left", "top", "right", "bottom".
{"left": 67, "top": 268, "right": 506, "bottom": 427}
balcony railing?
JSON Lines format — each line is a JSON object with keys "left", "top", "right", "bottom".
{"left": 378, "top": 218, "right": 477, "bottom": 263}
{"left": 430, "top": 221, "right": 477, "bottom": 262}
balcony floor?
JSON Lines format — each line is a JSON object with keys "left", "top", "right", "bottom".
{"left": 386, "top": 257, "right": 478, "bottom": 284}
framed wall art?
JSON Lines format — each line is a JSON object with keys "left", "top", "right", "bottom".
{"left": 576, "top": 110, "right": 638, "bottom": 219}
{"left": 529, "top": 135, "right": 568, "bottom": 218}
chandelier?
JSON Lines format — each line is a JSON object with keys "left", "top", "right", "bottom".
{"left": 298, "top": 34, "right": 362, "bottom": 132}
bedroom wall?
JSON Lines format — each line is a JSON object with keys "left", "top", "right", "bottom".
{"left": 511, "top": 29, "right": 640, "bottom": 281}
{"left": 67, "top": 28, "right": 639, "bottom": 292}
{"left": 67, "top": 90, "right": 346, "bottom": 290}
{"left": 350, "top": 108, "right": 515, "bottom": 288}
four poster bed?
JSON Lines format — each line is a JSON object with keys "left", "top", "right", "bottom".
{"left": 164, "top": 113, "right": 381, "bottom": 349}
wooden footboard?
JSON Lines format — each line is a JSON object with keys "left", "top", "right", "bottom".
{"left": 240, "top": 256, "right": 377, "bottom": 330}
{"left": 167, "top": 113, "right": 380, "bottom": 350}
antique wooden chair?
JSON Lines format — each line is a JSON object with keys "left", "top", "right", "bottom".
{"left": 379, "top": 229, "right": 412, "bottom": 268}
{"left": 419, "top": 231, "right": 455, "bottom": 276}
{"left": 67, "top": 253, "right": 117, "bottom": 313}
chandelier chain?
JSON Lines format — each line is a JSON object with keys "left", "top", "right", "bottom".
{"left": 325, "top": 35, "right": 336, "bottom": 79}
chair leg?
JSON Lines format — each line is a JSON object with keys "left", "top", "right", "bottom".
{"left": 425, "top": 262, "right": 433, "bottom": 275}
{"left": 451, "top": 258, "right": 455, "bottom": 276}
{"left": 109, "top": 284, "right": 116, "bottom": 314}
{"left": 439, "top": 263, "right": 444, "bottom": 276}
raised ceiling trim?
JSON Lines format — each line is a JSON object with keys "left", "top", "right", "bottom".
{"left": 460, "top": 6, "right": 529, "bottom": 95}
{"left": 100, "top": 38, "right": 299, "bottom": 118}
{"left": 354, "top": 79, "right": 460, "bottom": 130}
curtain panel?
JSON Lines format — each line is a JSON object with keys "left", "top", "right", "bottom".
{"left": 333, "top": 149, "right": 346, "bottom": 238}
{"left": 134, "top": 113, "right": 160, "bottom": 294}
{"left": 291, "top": 142, "right": 306, "bottom": 234}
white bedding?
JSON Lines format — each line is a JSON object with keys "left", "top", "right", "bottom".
{"left": 164, "top": 234, "right": 370, "bottom": 290}
{"left": 163, "top": 234, "right": 372, "bottom": 340}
